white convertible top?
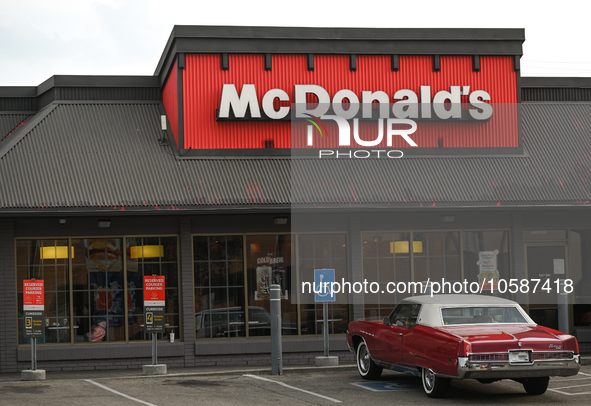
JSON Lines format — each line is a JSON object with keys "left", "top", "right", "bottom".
{"left": 400, "top": 294, "right": 535, "bottom": 327}
{"left": 402, "top": 294, "right": 518, "bottom": 306}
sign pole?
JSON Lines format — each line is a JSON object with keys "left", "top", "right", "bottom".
{"left": 313, "top": 269, "right": 338, "bottom": 366}
{"left": 22, "top": 279, "right": 45, "bottom": 380}
{"left": 152, "top": 333, "right": 157, "bottom": 365}
{"left": 31, "top": 338, "right": 36, "bottom": 371}
{"left": 142, "top": 274, "right": 166, "bottom": 375}
{"left": 323, "top": 301, "right": 329, "bottom": 357}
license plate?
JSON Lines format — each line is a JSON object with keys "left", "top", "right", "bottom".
{"left": 509, "top": 351, "right": 530, "bottom": 363}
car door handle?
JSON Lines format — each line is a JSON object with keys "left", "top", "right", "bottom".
{"left": 398, "top": 333, "right": 403, "bottom": 337}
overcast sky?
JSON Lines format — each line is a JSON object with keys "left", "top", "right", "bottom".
{"left": 0, "top": 0, "right": 590, "bottom": 86}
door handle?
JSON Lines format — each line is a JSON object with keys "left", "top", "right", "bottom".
{"left": 398, "top": 333, "right": 403, "bottom": 337}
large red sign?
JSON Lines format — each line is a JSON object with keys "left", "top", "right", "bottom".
{"left": 143, "top": 276, "right": 165, "bottom": 306}
{"left": 23, "top": 280, "right": 44, "bottom": 310}
{"left": 164, "top": 54, "right": 518, "bottom": 150}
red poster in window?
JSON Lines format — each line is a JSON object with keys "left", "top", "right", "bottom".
{"left": 144, "top": 276, "right": 165, "bottom": 306}
{"left": 23, "top": 280, "right": 44, "bottom": 311}
{"left": 96, "top": 288, "right": 113, "bottom": 310}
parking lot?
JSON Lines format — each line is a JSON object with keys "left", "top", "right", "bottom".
{"left": 1, "top": 365, "right": 591, "bottom": 406}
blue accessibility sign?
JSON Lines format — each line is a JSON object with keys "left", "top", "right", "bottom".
{"left": 314, "top": 269, "right": 336, "bottom": 302}
{"left": 351, "top": 381, "right": 422, "bottom": 392}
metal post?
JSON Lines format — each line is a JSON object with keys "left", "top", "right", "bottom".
{"left": 152, "top": 333, "right": 157, "bottom": 365}
{"left": 270, "top": 284, "right": 283, "bottom": 375}
{"left": 557, "top": 279, "right": 569, "bottom": 334}
{"left": 323, "top": 301, "right": 329, "bottom": 357}
{"left": 31, "top": 338, "right": 36, "bottom": 371}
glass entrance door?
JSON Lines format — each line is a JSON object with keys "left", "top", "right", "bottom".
{"left": 526, "top": 245, "right": 567, "bottom": 330}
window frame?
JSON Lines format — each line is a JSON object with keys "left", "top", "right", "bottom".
{"left": 15, "top": 234, "right": 181, "bottom": 346}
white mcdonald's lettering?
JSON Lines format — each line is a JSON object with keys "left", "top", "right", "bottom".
{"left": 219, "top": 84, "right": 261, "bottom": 118}
{"left": 218, "top": 84, "right": 493, "bottom": 120}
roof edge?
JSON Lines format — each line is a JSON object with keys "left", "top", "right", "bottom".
{"left": 155, "top": 25, "right": 525, "bottom": 80}
{"left": 521, "top": 77, "right": 591, "bottom": 89}
{"left": 0, "top": 87, "right": 37, "bottom": 98}
{"left": 37, "top": 75, "right": 160, "bottom": 96}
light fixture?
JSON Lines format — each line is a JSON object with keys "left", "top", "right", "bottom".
{"left": 129, "top": 245, "right": 164, "bottom": 259}
{"left": 41, "top": 246, "right": 74, "bottom": 259}
{"left": 59, "top": 219, "right": 67, "bottom": 225}
{"left": 441, "top": 215, "right": 455, "bottom": 222}
{"left": 97, "top": 219, "right": 111, "bottom": 228}
{"left": 273, "top": 217, "right": 288, "bottom": 225}
{"left": 390, "top": 241, "right": 423, "bottom": 254}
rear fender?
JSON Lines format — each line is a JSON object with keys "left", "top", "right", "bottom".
{"left": 414, "top": 355, "right": 433, "bottom": 372}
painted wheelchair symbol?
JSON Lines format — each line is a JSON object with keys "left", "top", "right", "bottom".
{"left": 351, "top": 381, "right": 422, "bottom": 392}
{"left": 316, "top": 273, "right": 330, "bottom": 297}
{"left": 383, "top": 382, "right": 421, "bottom": 390}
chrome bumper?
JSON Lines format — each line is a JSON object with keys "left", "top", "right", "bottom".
{"left": 457, "top": 354, "right": 580, "bottom": 380}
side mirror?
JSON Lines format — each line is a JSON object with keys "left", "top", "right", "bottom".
{"left": 383, "top": 317, "right": 391, "bottom": 325}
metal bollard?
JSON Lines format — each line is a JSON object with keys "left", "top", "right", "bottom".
{"left": 557, "top": 279, "right": 569, "bottom": 334}
{"left": 270, "top": 284, "right": 283, "bottom": 375}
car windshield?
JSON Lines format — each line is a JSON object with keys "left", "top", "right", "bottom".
{"left": 441, "top": 306, "right": 529, "bottom": 325}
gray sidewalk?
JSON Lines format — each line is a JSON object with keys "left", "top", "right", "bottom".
{"left": 0, "top": 363, "right": 357, "bottom": 383}
{"left": 2, "top": 354, "right": 590, "bottom": 384}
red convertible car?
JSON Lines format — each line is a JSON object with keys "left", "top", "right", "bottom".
{"left": 347, "top": 294, "right": 580, "bottom": 398}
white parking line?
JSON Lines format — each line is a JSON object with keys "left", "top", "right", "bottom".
{"left": 244, "top": 374, "right": 342, "bottom": 403}
{"left": 548, "top": 373, "right": 591, "bottom": 396}
{"left": 85, "top": 379, "right": 159, "bottom": 406}
{"left": 552, "top": 377, "right": 591, "bottom": 383}
{"left": 551, "top": 383, "right": 591, "bottom": 391}
{"left": 549, "top": 388, "right": 591, "bottom": 396}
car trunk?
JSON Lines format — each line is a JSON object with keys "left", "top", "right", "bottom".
{"left": 442, "top": 324, "right": 565, "bottom": 354}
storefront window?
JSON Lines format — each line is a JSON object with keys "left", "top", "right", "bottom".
{"left": 462, "top": 230, "right": 510, "bottom": 295}
{"left": 363, "top": 230, "right": 507, "bottom": 317}
{"left": 125, "top": 237, "right": 179, "bottom": 341}
{"left": 413, "top": 232, "right": 461, "bottom": 284}
{"left": 298, "top": 234, "right": 348, "bottom": 335}
{"left": 246, "top": 235, "right": 295, "bottom": 336}
{"left": 194, "top": 235, "right": 246, "bottom": 338}
{"left": 571, "top": 229, "right": 591, "bottom": 327}
{"left": 194, "top": 233, "right": 348, "bottom": 338}
{"left": 71, "top": 238, "right": 124, "bottom": 342}
{"left": 363, "top": 233, "right": 411, "bottom": 319}
{"left": 17, "top": 239, "right": 69, "bottom": 343}
{"left": 16, "top": 236, "right": 180, "bottom": 344}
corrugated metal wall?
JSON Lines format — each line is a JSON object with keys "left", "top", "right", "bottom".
{"left": 183, "top": 54, "right": 518, "bottom": 149}
{"left": 163, "top": 60, "right": 179, "bottom": 147}
{"left": 0, "top": 98, "right": 36, "bottom": 111}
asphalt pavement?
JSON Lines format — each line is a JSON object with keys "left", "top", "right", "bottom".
{"left": 2, "top": 361, "right": 591, "bottom": 406}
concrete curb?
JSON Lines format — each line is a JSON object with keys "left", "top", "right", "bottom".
{"left": 21, "top": 370, "right": 46, "bottom": 381}
{"left": 107, "top": 364, "right": 357, "bottom": 381}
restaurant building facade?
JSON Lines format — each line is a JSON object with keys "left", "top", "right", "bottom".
{"left": 1, "top": 26, "right": 591, "bottom": 373}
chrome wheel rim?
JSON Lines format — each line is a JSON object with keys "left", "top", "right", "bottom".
{"left": 358, "top": 345, "right": 369, "bottom": 373}
{"left": 424, "top": 369, "right": 435, "bottom": 391}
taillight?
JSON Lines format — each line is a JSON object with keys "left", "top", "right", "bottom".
{"left": 532, "top": 352, "right": 572, "bottom": 360}
{"left": 468, "top": 353, "right": 509, "bottom": 362}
